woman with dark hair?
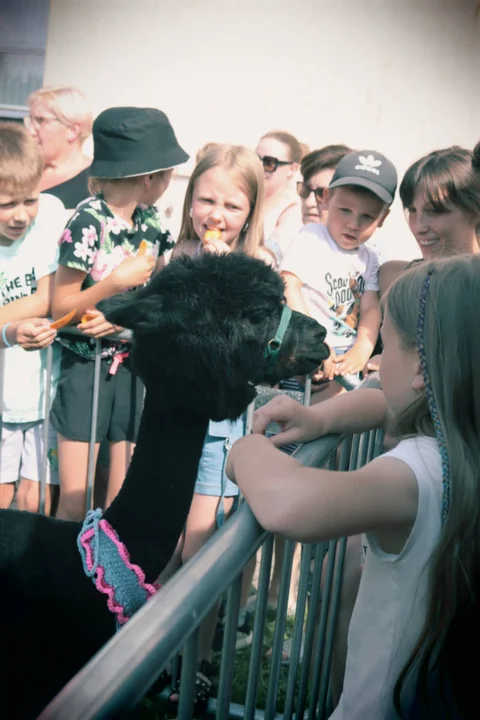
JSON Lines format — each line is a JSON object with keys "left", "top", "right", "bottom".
{"left": 297, "top": 144, "right": 351, "bottom": 225}
{"left": 379, "top": 144, "right": 480, "bottom": 295}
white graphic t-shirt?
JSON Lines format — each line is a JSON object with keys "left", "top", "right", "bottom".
{"left": 280, "top": 223, "right": 380, "bottom": 351}
{"left": 0, "top": 193, "right": 65, "bottom": 423}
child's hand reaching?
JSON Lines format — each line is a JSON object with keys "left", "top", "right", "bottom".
{"left": 334, "top": 345, "right": 370, "bottom": 377}
{"left": 77, "top": 309, "right": 122, "bottom": 338}
{"left": 311, "top": 349, "right": 337, "bottom": 384}
{"left": 112, "top": 253, "right": 156, "bottom": 291}
{"left": 253, "top": 394, "right": 322, "bottom": 447}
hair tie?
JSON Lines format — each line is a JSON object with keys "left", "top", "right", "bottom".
{"left": 1, "top": 322, "right": 14, "bottom": 348}
{"left": 416, "top": 269, "right": 450, "bottom": 522}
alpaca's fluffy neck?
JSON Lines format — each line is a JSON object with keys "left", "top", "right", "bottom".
{"left": 103, "top": 392, "right": 209, "bottom": 581}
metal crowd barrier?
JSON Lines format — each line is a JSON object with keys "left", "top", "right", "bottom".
{"left": 1, "top": 334, "right": 383, "bottom": 719}
{"left": 40, "top": 424, "right": 383, "bottom": 720}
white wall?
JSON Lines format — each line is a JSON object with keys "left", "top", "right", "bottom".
{"left": 44, "top": 0, "right": 480, "bottom": 259}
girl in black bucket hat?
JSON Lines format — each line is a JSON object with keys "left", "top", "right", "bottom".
{"left": 50, "top": 107, "right": 188, "bottom": 522}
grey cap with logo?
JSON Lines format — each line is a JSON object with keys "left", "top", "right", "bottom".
{"left": 329, "top": 150, "right": 398, "bottom": 204}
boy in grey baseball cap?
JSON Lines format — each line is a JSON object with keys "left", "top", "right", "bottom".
{"left": 281, "top": 148, "right": 397, "bottom": 395}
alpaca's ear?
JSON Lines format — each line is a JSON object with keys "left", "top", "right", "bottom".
{"left": 101, "top": 291, "right": 162, "bottom": 332}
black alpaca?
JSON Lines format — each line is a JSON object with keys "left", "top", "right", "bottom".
{"left": 0, "top": 252, "right": 328, "bottom": 719}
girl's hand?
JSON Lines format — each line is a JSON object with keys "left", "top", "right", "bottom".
{"left": 253, "top": 394, "right": 321, "bottom": 447}
{"left": 12, "top": 319, "right": 57, "bottom": 351}
{"left": 112, "top": 254, "right": 156, "bottom": 290}
{"left": 202, "top": 238, "right": 232, "bottom": 255}
{"left": 77, "top": 309, "right": 123, "bottom": 338}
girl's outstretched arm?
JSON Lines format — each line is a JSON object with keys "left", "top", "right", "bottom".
{"left": 253, "top": 388, "right": 388, "bottom": 447}
{"left": 227, "top": 434, "right": 418, "bottom": 543}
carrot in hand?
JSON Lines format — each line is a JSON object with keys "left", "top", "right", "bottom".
{"left": 138, "top": 240, "right": 149, "bottom": 255}
{"left": 81, "top": 312, "right": 96, "bottom": 324}
{"left": 50, "top": 308, "right": 77, "bottom": 330}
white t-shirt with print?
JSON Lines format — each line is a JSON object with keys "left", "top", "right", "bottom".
{"left": 0, "top": 193, "right": 65, "bottom": 423}
{"left": 330, "top": 436, "right": 443, "bottom": 720}
{"left": 280, "top": 223, "right": 380, "bottom": 351}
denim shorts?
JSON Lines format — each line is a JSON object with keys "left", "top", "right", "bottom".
{"left": 194, "top": 416, "right": 246, "bottom": 498}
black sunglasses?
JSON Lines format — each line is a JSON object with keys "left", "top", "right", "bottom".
{"left": 258, "top": 155, "right": 292, "bottom": 173}
{"left": 296, "top": 181, "right": 326, "bottom": 202}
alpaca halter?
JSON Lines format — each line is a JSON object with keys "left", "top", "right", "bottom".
{"left": 264, "top": 304, "right": 293, "bottom": 371}
{"left": 78, "top": 509, "right": 159, "bottom": 629}
{"left": 416, "top": 269, "right": 451, "bottom": 523}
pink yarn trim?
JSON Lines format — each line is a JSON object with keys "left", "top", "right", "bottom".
{"left": 79, "top": 519, "right": 160, "bottom": 625}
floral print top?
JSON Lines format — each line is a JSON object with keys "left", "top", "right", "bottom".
{"left": 57, "top": 194, "right": 174, "bottom": 359}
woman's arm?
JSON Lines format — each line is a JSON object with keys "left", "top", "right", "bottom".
{"left": 253, "top": 388, "right": 388, "bottom": 447}
{"left": 227, "top": 434, "right": 418, "bottom": 543}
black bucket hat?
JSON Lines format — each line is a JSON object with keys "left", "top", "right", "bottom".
{"left": 89, "top": 106, "right": 189, "bottom": 178}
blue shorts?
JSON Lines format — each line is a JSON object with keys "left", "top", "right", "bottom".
{"left": 194, "top": 416, "right": 246, "bottom": 498}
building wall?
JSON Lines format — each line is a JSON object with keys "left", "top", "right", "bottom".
{"left": 43, "top": 0, "right": 480, "bottom": 258}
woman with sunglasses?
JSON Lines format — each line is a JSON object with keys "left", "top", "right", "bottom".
{"left": 256, "top": 130, "right": 304, "bottom": 263}
{"left": 297, "top": 145, "right": 352, "bottom": 225}
{"left": 25, "top": 86, "right": 93, "bottom": 211}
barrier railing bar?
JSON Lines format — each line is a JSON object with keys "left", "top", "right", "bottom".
{"left": 217, "top": 574, "right": 243, "bottom": 719}
{"left": 295, "top": 540, "right": 326, "bottom": 718}
{"left": 283, "top": 541, "right": 313, "bottom": 718}
{"left": 85, "top": 340, "right": 101, "bottom": 514}
{"left": 244, "top": 534, "right": 274, "bottom": 718}
{"left": 264, "top": 537, "right": 296, "bottom": 719}
{"left": 178, "top": 629, "right": 200, "bottom": 719}
{"left": 39, "top": 343, "right": 53, "bottom": 515}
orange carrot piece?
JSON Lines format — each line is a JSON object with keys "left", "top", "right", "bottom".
{"left": 81, "top": 312, "right": 96, "bottom": 324}
{"left": 138, "top": 240, "right": 149, "bottom": 255}
{"left": 203, "top": 229, "right": 222, "bottom": 244}
{"left": 50, "top": 308, "right": 77, "bottom": 330}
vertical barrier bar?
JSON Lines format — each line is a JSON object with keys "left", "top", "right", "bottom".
{"left": 244, "top": 534, "right": 274, "bottom": 719}
{"left": 303, "top": 375, "right": 312, "bottom": 407}
{"left": 216, "top": 574, "right": 242, "bottom": 719}
{"left": 295, "top": 540, "right": 326, "bottom": 718}
{"left": 178, "top": 630, "right": 200, "bottom": 720}
{"left": 38, "top": 343, "right": 53, "bottom": 516}
{"left": 245, "top": 399, "right": 255, "bottom": 435}
{"left": 85, "top": 340, "right": 101, "bottom": 514}
{"left": 264, "top": 538, "right": 296, "bottom": 719}
{"left": 316, "top": 537, "right": 347, "bottom": 717}
{"left": 283, "top": 543, "right": 314, "bottom": 719}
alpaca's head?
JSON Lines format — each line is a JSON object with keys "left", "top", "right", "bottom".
{"left": 102, "top": 253, "right": 328, "bottom": 420}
